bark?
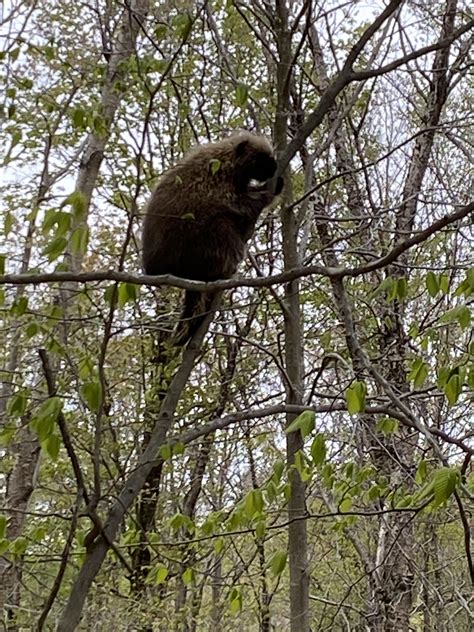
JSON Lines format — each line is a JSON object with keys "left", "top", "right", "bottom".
{"left": 0, "top": 424, "right": 40, "bottom": 629}
{"left": 1, "top": 1, "right": 149, "bottom": 628}
{"left": 56, "top": 297, "right": 220, "bottom": 632}
{"left": 371, "top": 3, "right": 458, "bottom": 627}
{"left": 0, "top": 135, "right": 59, "bottom": 627}
{"left": 173, "top": 313, "right": 255, "bottom": 627}
{"left": 306, "top": 1, "right": 459, "bottom": 628}
{"left": 274, "top": 2, "right": 309, "bottom": 630}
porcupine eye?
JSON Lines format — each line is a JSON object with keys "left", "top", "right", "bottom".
{"left": 245, "top": 152, "right": 277, "bottom": 184}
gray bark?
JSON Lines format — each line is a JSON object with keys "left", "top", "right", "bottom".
{"left": 275, "top": 3, "right": 309, "bottom": 630}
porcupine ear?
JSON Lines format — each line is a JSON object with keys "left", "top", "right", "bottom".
{"left": 235, "top": 138, "right": 250, "bottom": 157}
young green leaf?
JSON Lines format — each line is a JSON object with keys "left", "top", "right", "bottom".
{"left": 346, "top": 381, "right": 366, "bottom": 415}
{"left": 376, "top": 418, "right": 399, "bottom": 435}
{"left": 310, "top": 433, "right": 326, "bottom": 466}
{"left": 118, "top": 282, "right": 139, "bottom": 308}
{"left": 270, "top": 550, "right": 287, "bottom": 576}
{"left": 182, "top": 568, "right": 194, "bottom": 585}
{"left": 426, "top": 272, "right": 439, "bottom": 297}
{"left": 432, "top": 467, "right": 459, "bottom": 507}
{"left": 285, "top": 410, "right": 315, "bottom": 437}
{"left": 80, "top": 380, "right": 102, "bottom": 413}
{"left": 339, "top": 497, "right": 353, "bottom": 512}
{"left": 7, "top": 390, "right": 28, "bottom": 417}
{"left": 229, "top": 587, "right": 243, "bottom": 614}
{"left": 43, "top": 236, "right": 68, "bottom": 262}
{"left": 235, "top": 83, "right": 248, "bottom": 107}
{"left": 0, "top": 516, "right": 7, "bottom": 539}
{"left": 153, "top": 565, "right": 169, "bottom": 585}
{"left": 408, "top": 358, "right": 429, "bottom": 388}
{"left": 70, "top": 225, "right": 89, "bottom": 256}
{"left": 444, "top": 374, "right": 461, "bottom": 405}
{"left": 209, "top": 158, "right": 221, "bottom": 175}
{"left": 415, "top": 459, "right": 428, "bottom": 484}
{"left": 43, "top": 433, "right": 61, "bottom": 460}
{"left": 11, "top": 296, "right": 28, "bottom": 316}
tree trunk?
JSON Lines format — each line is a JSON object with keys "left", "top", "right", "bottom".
{"left": 275, "top": 2, "right": 309, "bottom": 630}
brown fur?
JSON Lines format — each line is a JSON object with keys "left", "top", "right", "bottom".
{"left": 142, "top": 132, "right": 282, "bottom": 344}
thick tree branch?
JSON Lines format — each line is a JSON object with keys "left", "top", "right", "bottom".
{"left": 56, "top": 295, "right": 220, "bottom": 631}
{"left": 1, "top": 201, "right": 471, "bottom": 290}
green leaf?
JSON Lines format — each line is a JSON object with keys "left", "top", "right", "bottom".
{"left": 182, "top": 568, "right": 194, "bottom": 585}
{"left": 415, "top": 459, "right": 428, "bottom": 484}
{"left": 20, "top": 77, "right": 33, "bottom": 89}
{"left": 25, "top": 322, "right": 41, "bottom": 338}
{"left": 426, "top": 272, "right": 439, "bottom": 297}
{"left": 272, "top": 459, "right": 285, "bottom": 482}
{"left": 35, "top": 415, "right": 55, "bottom": 441}
{"left": 339, "top": 497, "right": 353, "bottom": 512}
{"left": 255, "top": 520, "right": 266, "bottom": 539}
{"left": 235, "top": 83, "right": 248, "bottom": 107}
{"left": 42, "top": 236, "right": 68, "bottom": 262}
{"left": 444, "top": 374, "right": 461, "bottom": 405}
{"left": 0, "top": 516, "right": 7, "bottom": 539}
{"left": 285, "top": 410, "right": 315, "bottom": 437}
{"left": 11, "top": 537, "right": 28, "bottom": 556}
{"left": 376, "top": 417, "right": 399, "bottom": 434}
{"left": 265, "top": 480, "right": 277, "bottom": 503}
{"left": 408, "top": 358, "right": 429, "bottom": 388}
{"left": 169, "top": 512, "right": 190, "bottom": 531}
{"left": 439, "top": 274, "right": 449, "bottom": 294}
{"left": 118, "top": 282, "right": 139, "bottom": 308}
{"left": 70, "top": 225, "right": 89, "bottom": 256}
{"left": 229, "top": 587, "right": 242, "bottom": 614}
{"left": 38, "top": 395, "right": 62, "bottom": 416}
{"left": 66, "top": 191, "right": 88, "bottom": 220}
{"left": 154, "top": 24, "right": 168, "bottom": 40}
{"left": 80, "top": 380, "right": 102, "bottom": 413}
{"left": 310, "top": 433, "right": 326, "bottom": 466}
{"left": 4, "top": 211, "right": 13, "bottom": 236}
{"left": 172, "top": 442, "right": 185, "bottom": 456}
{"left": 32, "top": 526, "right": 46, "bottom": 541}
{"left": 244, "top": 489, "right": 263, "bottom": 518}
{"left": 34, "top": 397, "right": 63, "bottom": 436}
{"left": 153, "top": 565, "right": 169, "bottom": 585}
{"left": 56, "top": 211, "right": 71, "bottom": 237}
{"left": 11, "top": 296, "right": 28, "bottom": 316}
{"left": 214, "top": 537, "right": 224, "bottom": 554}
{"left": 396, "top": 278, "right": 408, "bottom": 300}
{"left": 43, "top": 433, "right": 60, "bottom": 460}
{"left": 432, "top": 467, "right": 459, "bottom": 507}
{"left": 270, "top": 550, "right": 287, "bottom": 576}
{"left": 159, "top": 444, "right": 172, "bottom": 460}
{"left": 439, "top": 305, "right": 471, "bottom": 328}
{"left": 209, "top": 158, "right": 221, "bottom": 175}
{"left": 7, "top": 390, "right": 28, "bottom": 417}
{"left": 456, "top": 306, "right": 471, "bottom": 329}
{"left": 71, "top": 107, "right": 86, "bottom": 129}
{"left": 173, "top": 13, "right": 192, "bottom": 39}
{"left": 346, "top": 381, "right": 366, "bottom": 415}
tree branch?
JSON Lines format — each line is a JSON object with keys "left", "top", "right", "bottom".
{"left": 1, "top": 202, "right": 471, "bottom": 290}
